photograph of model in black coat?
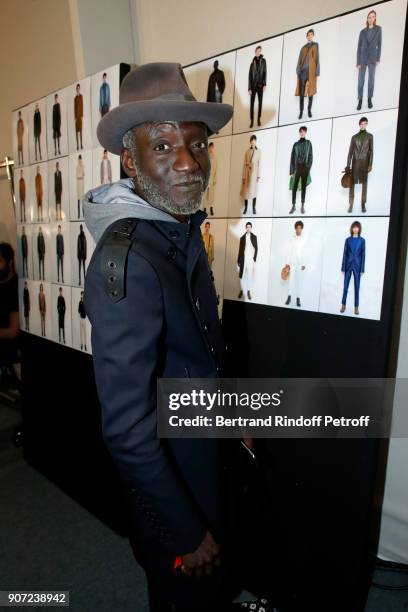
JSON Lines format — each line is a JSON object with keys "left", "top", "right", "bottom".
{"left": 248, "top": 46, "right": 267, "bottom": 128}
{"left": 77, "top": 224, "right": 87, "bottom": 285}
{"left": 289, "top": 126, "right": 313, "bottom": 214}
{"left": 346, "top": 116, "right": 373, "bottom": 213}
{"left": 23, "top": 282, "right": 30, "bottom": 331}
{"left": 56, "top": 225, "right": 64, "bottom": 283}
{"left": 21, "top": 227, "right": 28, "bottom": 277}
{"left": 237, "top": 222, "right": 258, "bottom": 300}
{"left": 52, "top": 93, "right": 61, "bottom": 155}
{"left": 207, "top": 60, "right": 226, "bottom": 103}
{"left": 341, "top": 220, "right": 365, "bottom": 315}
{"left": 356, "top": 9, "right": 382, "bottom": 110}
{"left": 57, "top": 287, "right": 66, "bottom": 343}
{"left": 33, "top": 103, "right": 42, "bottom": 161}
{"left": 37, "top": 227, "right": 45, "bottom": 281}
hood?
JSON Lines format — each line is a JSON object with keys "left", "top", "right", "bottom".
{"left": 83, "top": 178, "right": 178, "bottom": 243}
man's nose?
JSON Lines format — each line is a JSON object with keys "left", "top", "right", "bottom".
{"left": 173, "top": 147, "right": 200, "bottom": 173}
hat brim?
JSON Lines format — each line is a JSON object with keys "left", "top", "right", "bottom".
{"left": 97, "top": 100, "right": 233, "bottom": 155}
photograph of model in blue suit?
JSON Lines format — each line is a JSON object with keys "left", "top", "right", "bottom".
{"left": 341, "top": 221, "right": 365, "bottom": 315}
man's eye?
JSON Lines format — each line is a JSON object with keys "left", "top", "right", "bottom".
{"left": 195, "top": 142, "right": 207, "bottom": 149}
{"left": 154, "top": 143, "right": 170, "bottom": 151}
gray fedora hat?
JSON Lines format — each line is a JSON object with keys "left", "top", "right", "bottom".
{"left": 97, "top": 62, "right": 233, "bottom": 155}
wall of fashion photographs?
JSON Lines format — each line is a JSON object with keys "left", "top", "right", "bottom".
{"left": 185, "top": 0, "right": 406, "bottom": 321}
{"left": 11, "top": 64, "right": 129, "bottom": 352}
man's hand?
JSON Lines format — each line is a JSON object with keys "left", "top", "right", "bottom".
{"left": 181, "top": 531, "right": 220, "bottom": 577}
{"left": 248, "top": 89, "right": 252, "bottom": 96}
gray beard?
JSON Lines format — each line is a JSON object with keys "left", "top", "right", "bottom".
{"left": 134, "top": 158, "right": 208, "bottom": 216}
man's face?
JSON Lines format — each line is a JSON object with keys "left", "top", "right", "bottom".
{"left": 37, "top": 166, "right": 40, "bottom": 173}
{"left": 58, "top": 226, "right": 61, "bottom": 233}
{"left": 295, "top": 225, "right": 303, "bottom": 236}
{"left": 250, "top": 138, "right": 256, "bottom": 148}
{"left": 352, "top": 226, "right": 359, "bottom": 236}
{"left": 299, "top": 129, "right": 307, "bottom": 139}
{"left": 55, "top": 95, "right": 58, "bottom": 101}
{"left": 360, "top": 121, "right": 368, "bottom": 130}
{"left": 56, "top": 163, "right": 59, "bottom": 170}
{"left": 204, "top": 223, "right": 210, "bottom": 234}
{"left": 103, "top": 151, "right": 108, "bottom": 159}
{"left": 255, "top": 47, "right": 261, "bottom": 57}
{"left": 76, "top": 85, "right": 80, "bottom": 93}
{"left": 122, "top": 121, "right": 210, "bottom": 216}
{"left": 246, "top": 224, "right": 252, "bottom": 234}
{"left": 307, "top": 31, "right": 314, "bottom": 42}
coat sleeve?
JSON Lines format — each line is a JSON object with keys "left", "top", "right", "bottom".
{"left": 84, "top": 245, "right": 207, "bottom": 555}
{"left": 341, "top": 239, "right": 347, "bottom": 272}
{"left": 263, "top": 58, "right": 267, "bottom": 86}
{"left": 377, "top": 27, "right": 382, "bottom": 62}
{"left": 347, "top": 136, "right": 354, "bottom": 169}
{"left": 220, "top": 71, "right": 226, "bottom": 94}
{"left": 361, "top": 239, "right": 366, "bottom": 273}
{"left": 248, "top": 62, "right": 252, "bottom": 91}
{"left": 315, "top": 43, "right": 320, "bottom": 77}
{"left": 290, "top": 144, "right": 296, "bottom": 175}
{"left": 368, "top": 134, "right": 373, "bottom": 170}
{"left": 357, "top": 30, "right": 363, "bottom": 65}
{"left": 253, "top": 235, "right": 258, "bottom": 262}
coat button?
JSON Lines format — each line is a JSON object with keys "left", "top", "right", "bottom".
{"left": 203, "top": 323, "right": 208, "bottom": 332}
{"left": 167, "top": 247, "right": 177, "bottom": 260}
{"left": 195, "top": 297, "right": 200, "bottom": 310}
{"left": 210, "top": 346, "right": 215, "bottom": 353}
{"left": 169, "top": 230, "right": 179, "bottom": 238}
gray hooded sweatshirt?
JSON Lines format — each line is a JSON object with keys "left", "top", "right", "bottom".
{"left": 83, "top": 178, "right": 179, "bottom": 244}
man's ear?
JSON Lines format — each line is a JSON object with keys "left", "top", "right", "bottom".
{"left": 121, "top": 149, "right": 137, "bottom": 178}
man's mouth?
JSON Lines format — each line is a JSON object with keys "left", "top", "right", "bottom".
{"left": 172, "top": 180, "right": 202, "bottom": 189}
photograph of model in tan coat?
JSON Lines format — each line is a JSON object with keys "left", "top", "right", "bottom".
{"left": 240, "top": 134, "right": 261, "bottom": 214}
{"left": 295, "top": 29, "right": 320, "bottom": 119}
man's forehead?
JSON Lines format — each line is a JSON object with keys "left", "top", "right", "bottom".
{"left": 135, "top": 120, "right": 207, "bottom": 135}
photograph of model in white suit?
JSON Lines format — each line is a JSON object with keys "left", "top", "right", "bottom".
{"left": 341, "top": 220, "right": 365, "bottom": 315}
{"left": 237, "top": 221, "right": 258, "bottom": 301}
{"left": 285, "top": 220, "right": 306, "bottom": 308}
{"left": 356, "top": 9, "right": 382, "bottom": 110}
{"left": 241, "top": 135, "right": 261, "bottom": 215}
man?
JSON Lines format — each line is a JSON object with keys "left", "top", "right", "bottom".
{"left": 341, "top": 220, "right": 365, "bottom": 316}
{"left": 74, "top": 83, "right": 83, "bottom": 150}
{"left": 83, "top": 63, "right": 248, "bottom": 612}
{"left": 289, "top": 126, "right": 313, "bottom": 215}
{"left": 203, "top": 141, "right": 217, "bottom": 215}
{"left": 100, "top": 149, "right": 112, "bottom": 185}
{"left": 57, "top": 287, "right": 66, "bottom": 343}
{"left": 35, "top": 166, "right": 43, "bottom": 222}
{"left": 77, "top": 224, "right": 87, "bottom": 286}
{"left": 55, "top": 161, "right": 63, "bottom": 221}
{"left": 78, "top": 291, "right": 87, "bottom": 351}
{"left": 99, "top": 72, "right": 111, "bottom": 117}
{"left": 346, "top": 116, "right": 373, "bottom": 213}
{"left": 295, "top": 29, "right": 320, "bottom": 120}
{"left": 76, "top": 154, "right": 85, "bottom": 218}
{"left": 241, "top": 135, "right": 260, "bottom": 215}
{"left": 248, "top": 45, "right": 266, "bottom": 128}
{"left": 23, "top": 281, "right": 30, "bottom": 331}
{"left": 53, "top": 93, "right": 62, "bottom": 155}
{"left": 0, "top": 244, "right": 19, "bottom": 369}
{"left": 202, "top": 221, "right": 215, "bottom": 269}
{"left": 19, "top": 169, "right": 26, "bottom": 223}
{"left": 56, "top": 225, "right": 64, "bottom": 284}
{"left": 17, "top": 110, "right": 24, "bottom": 165}
{"left": 207, "top": 60, "right": 226, "bottom": 103}
{"left": 237, "top": 221, "right": 258, "bottom": 301}
{"left": 33, "top": 103, "right": 42, "bottom": 161}
{"left": 37, "top": 227, "right": 45, "bottom": 281}
{"left": 356, "top": 9, "right": 382, "bottom": 110}
{"left": 38, "top": 283, "right": 46, "bottom": 337}
{"left": 21, "top": 227, "right": 28, "bottom": 278}
{"left": 285, "top": 221, "right": 306, "bottom": 308}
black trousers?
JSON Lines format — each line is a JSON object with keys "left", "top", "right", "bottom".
{"left": 57, "top": 256, "right": 64, "bottom": 282}
{"left": 78, "top": 258, "right": 86, "bottom": 284}
{"left": 250, "top": 87, "right": 263, "bottom": 121}
{"left": 292, "top": 163, "right": 309, "bottom": 204}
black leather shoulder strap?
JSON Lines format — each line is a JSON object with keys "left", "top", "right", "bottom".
{"left": 100, "top": 218, "right": 139, "bottom": 302}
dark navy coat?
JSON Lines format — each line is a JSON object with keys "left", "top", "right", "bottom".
{"left": 84, "top": 211, "right": 237, "bottom": 605}
{"left": 341, "top": 236, "right": 365, "bottom": 274}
